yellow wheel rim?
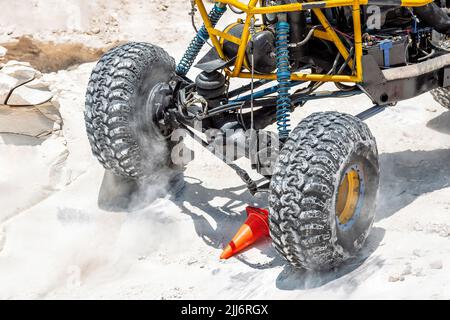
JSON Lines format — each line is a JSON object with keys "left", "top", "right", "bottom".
{"left": 336, "top": 168, "right": 361, "bottom": 225}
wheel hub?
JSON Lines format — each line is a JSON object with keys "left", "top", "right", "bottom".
{"left": 336, "top": 165, "right": 363, "bottom": 225}
{"left": 145, "top": 82, "right": 174, "bottom": 138}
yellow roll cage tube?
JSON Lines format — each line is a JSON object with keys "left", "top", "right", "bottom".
{"left": 195, "top": 0, "right": 433, "bottom": 83}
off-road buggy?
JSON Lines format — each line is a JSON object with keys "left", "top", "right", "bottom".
{"left": 85, "top": 0, "right": 450, "bottom": 271}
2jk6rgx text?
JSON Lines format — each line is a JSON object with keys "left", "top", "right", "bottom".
{"left": 181, "top": 304, "right": 269, "bottom": 318}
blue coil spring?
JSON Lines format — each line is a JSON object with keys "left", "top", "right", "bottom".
{"left": 275, "top": 21, "right": 292, "bottom": 139}
{"left": 176, "top": 4, "right": 227, "bottom": 76}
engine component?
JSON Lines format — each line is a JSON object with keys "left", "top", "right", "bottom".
{"left": 221, "top": 23, "right": 277, "bottom": 74}
{"left": 275, "top": 21, "right": 292, "bottom": 140}
{"left": 206, "top": 122, "right": 247, "bottom": 163}
{"left": 147, "top": 82, "right": 174, "bottom": 137}
{"left": 364, "top": 35, "right": 409, "bottom": 68}
{"left": 195, "top": 71, "right": 226, "bottom": 100}
{"left": 176, "top": 3, "right": 227, "bottom": 76}
{"left": 262, "top": 0, "right": 307, "bottom": 64}
{"left": 284, "top": 0, "right": 307, "bottom": 61}
{"left": 250, "top": 130, "right": 279, "bottom": 176}
{"left": 261, "top": 0, "right": 279, "bottom": 25}
{"left": 415, "top": 2, "right": 450, "bottom": 35}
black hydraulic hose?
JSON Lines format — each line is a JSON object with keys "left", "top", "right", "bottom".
{"left": 289, "top": 26, "right": 320, "bottom": 48}
{"left": 418, "top": 49, "right": 436, "bottom": 62}
{"left": 227, "top": 80, "right": 272, "bottom": 99}
{"left": 415, "top": 3, "right": 450, "bottom": 35}
{"left": 228, "top": 4, "right": 244, "bottom": 14}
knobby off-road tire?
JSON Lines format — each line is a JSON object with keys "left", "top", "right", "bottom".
{"left": 431, "top": 87, "right": 450, "bottom": 110}
{"left": 85, "top": 42, "right": 176, "bottom": 179}
{"left": 269, "top": 112, "right": 380, "bottom": 271}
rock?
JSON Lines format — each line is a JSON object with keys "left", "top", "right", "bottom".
{"left": 0, "top": 67, "right": 52, "bottom": 106}
{"left": 439, "top": 229, "right": 449, "bottom": 238}
{"left": 426, "top": 223, "right": 450, "bottom": 237}
{"left": 413, "top": 249, "right": 426, "bottom": 257}
{"left": 412, "top": 268, "right": 425, "bottom": 277}
{"left": 1, "top": 60, "right": 40, "bottom": 82}
{"left": 430, "top": 260, "right": 443, "bottom": 270}
{"left": 402, "top": 263, "right": 412, "bottom": 276}
{"left": 36, "top": 102, "right": 62, "bottom": 124}
{"left": 440, "top": 225, "right": 449, "bottom": 237}
{"left": 0, "top": 104, "right": 56, "bottom": 138}
{"left": 388, "top": 274, "right": 405, "bottom": 282}
{"left": 25, "top": 78, "right": 51, "bottom": 90}
{"left": 158, "top": 4, "right": 169, "bottom": 11}
{"left": 7, "top": 85, "right": 53, "bottom": 106}
{"left": 0, "top": 73, "right": 23, "bottom": 104}
{"left": 0, "top": 46, "right": 6, "bottom": 58}
{"left": 91, "top": 28, "right": 101, "bottom": 35}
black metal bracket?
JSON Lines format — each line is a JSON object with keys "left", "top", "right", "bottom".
{"left": 355, "top": 105, "right": 386, "bottom": 121}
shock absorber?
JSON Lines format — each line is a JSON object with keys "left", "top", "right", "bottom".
{"left": 176, "top": 3, "right": 227, "bottom": 76}
{"left": 275, "top": 19, "right": 292, "bottom": 140}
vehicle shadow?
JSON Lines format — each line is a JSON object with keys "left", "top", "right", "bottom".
{"left": 96, "top": 168, "right": 285, "bottom": 267}
{"left": 176, "top": 176, "right": 385, "bottom": 287}
{"left": 426, "top": 110, "right": 450, "bottom": 135}
{"left": 97, "top": 171, "right": 138, "bottom": 211}
{"left": 176, "top": 148, "right": 450, "bottom": 289}
{"left": 172, "top": 177, "right": 287, "bottom": 268}
{"left": 375, "top": 148, "right": 450, "bottom": 221}
{"left": 96, "top": 147, "right": 449, "bottom": 290}
{"left": 97, "top": 169, "right": 183, "bottom": 212}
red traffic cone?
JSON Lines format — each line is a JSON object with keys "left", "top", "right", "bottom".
{"left": 220, "top": 207, "right": 270, "bottom": 260}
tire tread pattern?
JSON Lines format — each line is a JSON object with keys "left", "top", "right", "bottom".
{"left": 85, "top": 42, "right": 175, "bottom": 178}
{"left": 269, "top": 112, "right": 378, "bottom": 270}
{"left": 431, "top": 87, "right": 450, "bottom": 110}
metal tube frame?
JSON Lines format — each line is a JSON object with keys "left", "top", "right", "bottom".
{"left": 194, "top": 0, "right": 432, "bottom": 83}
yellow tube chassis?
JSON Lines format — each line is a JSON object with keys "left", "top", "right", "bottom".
{"left": 195, "top": 0, "right": 433, "bottom": 83}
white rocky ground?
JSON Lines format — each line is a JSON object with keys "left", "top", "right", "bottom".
{"left": 0, "top": 0, "right": 449, "bottom": 299}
